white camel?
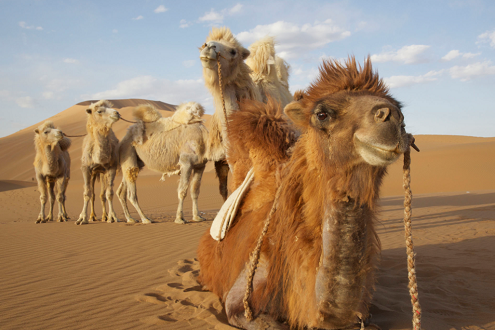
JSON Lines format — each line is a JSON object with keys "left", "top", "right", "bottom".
{"left": 33, "top": 121, "right": 71, "bottom": 223}
{"left": 117, "top": 102, "right": 209, "bottom": 224}
{"left": 75, "top": 100, "right": 120, "bottom": 225}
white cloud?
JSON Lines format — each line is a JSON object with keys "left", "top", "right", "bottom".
{"left": 154, "top": 5, "right": 168, "bottom": 13}
{"left": 87, "top": 76, "right": 213, "bottom": 111}
{"left": 182, "top": 60, "right": 196, "bottom": 68}
{"left": 132, "top": 15, "right": 144, "bottom": 20}
{"left": 43, "top": 91, "right": 54, "bottom": 100}
{"left": 198, "top": 4, "right": 243, "bottom": 24}
{"left": 63, "top": 58, "right": 79, "bottom": 64}
{"left": 442, "top": 50, "right": 461, "bottom": 61}
{"left": 113, "top": 29, "right": 118, "bottom": 33}
{"left": 19, "top": 21, "right": 43, "bottom": 30}
{"left": 236, "top": 20, "right": 351, "bottom": 59}
{"left": 477, "top": 30, "right": 495, "bottom": 48}
{"left": 199, "top": 9, "right": 224, "bottom": 23}
{"left": 16, "top": 96, "right": 35, "bottom": 108}
{"left": 371, "top": 45, "right": 430, "bottom": 64}
{"left": 180, "top": 19, "right": 191, "bottom": 28}
{"left": 449, "top": 61, "right": 495, "bottom": 81}
{"left": 442, "top": 50, "right": 480, "bottom": 61}
{"left": 384, "top": 70, "right": 442, "bottom": 88}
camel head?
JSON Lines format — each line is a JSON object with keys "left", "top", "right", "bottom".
{"left": 34, "top": 121, "right": 64, "bottom": 149}
{"left": 200, "top": 27, "right": 250, "bottom": 86}
{"left": 285, "top": 57, "right": 413, "bottom": 168}
{"left": 85, "top": 100, "right": 120, "bottom": 130}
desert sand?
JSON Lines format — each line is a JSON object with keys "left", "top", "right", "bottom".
{"left": 0, "top": 99, "right": 494, "bottom": 330}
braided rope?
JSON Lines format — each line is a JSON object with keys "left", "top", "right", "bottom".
{"left": 243, "top": 184, "right": 284, "bottom": 320}
{"left": 216, "top": 53, "right": 229, "bottom": 130}
{"left": 62, "top": 132, "right": 86, "bottom": 138}
{"left": 403, "top": 148, "right": 422, "bottom": 330}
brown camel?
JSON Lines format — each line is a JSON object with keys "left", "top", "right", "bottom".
{"left": 33, "top": 121, "right": 71, "bottom": 223}
{"left": 75, "top": 100, "right": 120, "bottom": 225}
{"left": 197, "top": 57, "right": 414, "bottom": 329}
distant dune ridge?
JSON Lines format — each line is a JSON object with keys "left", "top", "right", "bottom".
{"left": 0, "top": 99, "right": 494, "bottom": 329}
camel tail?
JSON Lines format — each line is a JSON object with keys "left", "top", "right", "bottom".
{"left": 133, "top": 104, "right": 162, "bottom": 123}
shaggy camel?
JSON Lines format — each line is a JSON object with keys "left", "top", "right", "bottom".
{"left": 246, "top": 36, "right": 293, "bottom": 106}
{"left": 197, "top": 58, "right": 415, "bottom": 329}
{"left": 117, "top": 102, "right": 209, "bottom": 224}
{"left": 200, "top": 27, "right": 292, "bottom": 192}
{"left": 33, "top": 121, "right": 71, "bottom": 223}
{"left": 75, "top": 100, "right": 120, "bottom": 225}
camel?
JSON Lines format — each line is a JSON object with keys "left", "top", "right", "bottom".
{"left": 117, "top": 102, "right": 209, "bottom": 224}
{"left": 246, "top": 36, "right": 293, "bottom": 106}
{"left": 200, "top": 27, "right": 292, "bottom": 193}
{"left": 33, "top": 121, "right": 71, "bottom": 223}
{"left": 197, "top": 57, "right": 415, "bottom": 329}
{"left": 75, "top": 100, "right": 120, "bottom": 225}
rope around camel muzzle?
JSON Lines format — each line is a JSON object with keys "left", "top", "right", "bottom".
{"left": 242, "top": 144, "right": 422, "bottom": 330}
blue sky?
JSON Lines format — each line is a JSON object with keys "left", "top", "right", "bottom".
{"left": 1, "top": 0, "right": 494, "bottom": 137}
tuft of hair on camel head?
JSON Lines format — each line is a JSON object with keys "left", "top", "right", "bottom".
{"left": 86, "top": 100, "right": 114, "bottom": 114}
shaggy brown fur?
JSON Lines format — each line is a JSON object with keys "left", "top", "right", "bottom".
{"left": 198, "top": 57, "right": 413, "bottom": 329}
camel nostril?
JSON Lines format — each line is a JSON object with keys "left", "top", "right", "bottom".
{"left": 374, "top": 108, "right": 390, "bottom": 123}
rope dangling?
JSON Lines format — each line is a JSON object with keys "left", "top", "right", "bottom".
{"left": 243, "top": 184, "right": 284, "bottom": 321}
{"left": 62, "top": 132, "right": 86, "bottom": 138}
{"left": 403, "top": 148, "right": 422, "bottom": 330}
{"left": 216, "top": 53, "right": 229, "bottom": 130}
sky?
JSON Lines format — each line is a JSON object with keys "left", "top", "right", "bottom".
{"left": 1, "top": 0, "right": 494, "bottom": 138}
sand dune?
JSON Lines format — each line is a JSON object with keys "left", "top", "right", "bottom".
{"left": 0, "top": 99, "right": 494, "bottom": 329}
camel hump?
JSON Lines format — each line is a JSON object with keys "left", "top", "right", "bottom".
{"left": 230, "top": 97, "right": 297, "bottom": 164}
{"left": 133, "top": 104, "right": 162, "bottom": 123}
{"left": 59, "top": 137, "right": 72, "bottom": 151}
{"left": 247, "top": 36, "right": 276, "bottom": 76}
{"left": 172, "top": 102, "right": 205, "bottom": 125}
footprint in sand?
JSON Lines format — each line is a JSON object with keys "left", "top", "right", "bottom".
{"left": 136, "top": 258, "right": 234, "bottom": 329}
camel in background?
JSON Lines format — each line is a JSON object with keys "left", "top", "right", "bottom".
{"left": 75, "top": 100, "right": 120, "bottom": 225}
{"left": 198, "top": 57, "right": 414, "bottom": 329}
{"left": 33, "top": 121, "right": 71, "bottom": 223}
{"left": 117, "top": 102, "right": 209, "bottom": 224}
{"left": 200, "top": 27, "right": 293, "bottom": 192}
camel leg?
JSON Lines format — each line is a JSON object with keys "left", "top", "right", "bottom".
{"left": 117, "top": 179, "right": 136, "bottom": 223}
{"left": 36, "top": 173, "right": 47, "bottom": 224}
{"left": 88, "top": 173, "right": 97, "bottom": 222}
{"left": 224, "top": 261, "right": 288, "bottom": 330}
{"left": 104, "top": 168, "right": 119, "bottom": 223}
{"left": 46, "top": 180, "right": 56, "bottom": 222}
{"left": 125, "top": 178, "right": 152, "bottom": 224}
{"left": 190, "top": 164, "right": 206, "bottom": 222}
{"left": 100, "top": 172, "right": 108, "bottom": 222}
{"left": 55, "top": 176, "right": 69, "bottom": 222}
{"left": 175, "top": 162, "right": 193, "bottom": 224}
{"left": 76, "top": 167, "right": 92, "bottom": 225}
{"left": 215, "top": 160, "right": 229, "bottom": 201}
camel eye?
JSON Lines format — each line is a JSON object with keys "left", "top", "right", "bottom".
{"left": 317, "top": 112, "right": 328, "bottom": 121}
{"left": 230, "top": 49, "right": 236, "bottom": 56}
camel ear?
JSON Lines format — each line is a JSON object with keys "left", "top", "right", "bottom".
{"left": 284, "top": 101, "right": 308, "bottom": 128}
{"left": 241, "top": 47, "right": 250, "bottom": 60}
{"left": 34, "top": 128, "right": 39, "bottom": 134}
{"left": 86, "top": 108, "right": 92, "bottom": 114}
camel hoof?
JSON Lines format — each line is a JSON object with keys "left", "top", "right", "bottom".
{"left": 142, "top": 218, "right": 153, "bottom": 224}
{"left": 126, "top": 218, "right": 136, "bottom": 224}
{"left": 35, "top": 219, "right": 42, "bottom": 224}
{"left": 191, "top": 216, "right": 205, "bottom": 222}
{"left": 174, "top": 218, "right": 186, "bottom": 224}
{"left": 75, "top": 219, "right": 88, "bottom": 225}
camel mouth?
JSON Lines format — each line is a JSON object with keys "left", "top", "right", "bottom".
{"left": 354, "top": 135, "right": 402, "bottom": 166}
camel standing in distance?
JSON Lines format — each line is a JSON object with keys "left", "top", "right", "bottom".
{"left": 197, "top": 58, "right": 415, "bottom": 329}
{"left": 33, "top": 121, "right": 71, "bottom": 223}
{"left": 200, "top": 28, "right": 293, "bottom": 192}
{"left": 117, "top": 102, "right": 209, "bottom": 224}
{"left": 75, "top": 100, "right": 120, "bottom": 225}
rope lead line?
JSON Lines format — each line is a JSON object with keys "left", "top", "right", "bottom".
{"left": 403, "top": 148, "right": 422, "bottom": 330}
